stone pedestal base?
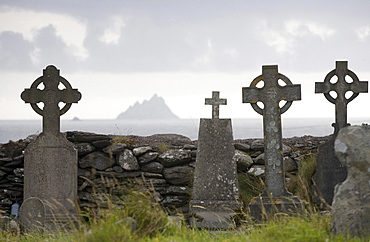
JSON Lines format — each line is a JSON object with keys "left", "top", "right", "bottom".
{"left": 249, "top": 195, "right": 303, "bottom": 221}
{"left": 189, "top": 200, "right": 242, "bottom": 229}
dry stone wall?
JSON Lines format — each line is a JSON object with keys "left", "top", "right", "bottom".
{"left": 0, "top": 131, "right": 331, "bottom": 217}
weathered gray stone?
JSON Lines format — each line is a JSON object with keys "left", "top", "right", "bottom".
{"left": 112, "top": 166, "right": 123, "bottom": 173}
{"left": 91, "top": 139, "right": 111, "bottom": 149}
{"left": 140, "top": 162, "right": 163, "bottom": 173}
{"left": 248, "top": 165, "right": 265, "bottom": 176}
{"left": 80, "top": 151, "right": 116, "bottom": 171}
{"left": 234, "top": 143, "right": 251, "bottom": 152}
{"left": 283, "top": 156, "right": 297, "bottom": 173}
{"left": 158, "top": 149, "right": 192, "bottom": 167}
{"left": 314, "top": 61, "right": 368, "bottom": 205}
{"left": 19, "top": 65, "right": 81, "bottom": 232}
{"left": 132, "top": 146, "right": 152, "bottom": 156}
{"left": 138, "top": 152, "right": 158, "bottom": 165}
{"left": 254, "top": 153, "right": 265, "bottom": 165}
{"left": 161, "top": 195, "right": 188, "bottom": 207}
{"left": 103, "top": 143, "right": 127, "bottom": 155}
{"left": 190, "top": 100, "right": 242, "bottom": 229}
{"left": 251, "top": 139, "right": 264, "bottom": 151}
{"left": 117, "top": 149, "right": 140, "bottom": 171}
{"left": 243, "top": 65, "right": 303, "bottom": 221}
{"left": 332, "top": 126, "right": 370, "bottom": 238}
{"left": 163, "top": 166, "right": 193, "bottom": 185}
{"left": 233, "top": 150, "right": 253, "bottom": 172}
{"left": 162, "top": 186, "right": 190, "bottom": 195}
{"left": 75, "top": 143, "right": 96, "bottom": 156}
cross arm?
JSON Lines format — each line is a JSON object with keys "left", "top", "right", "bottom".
{"left": 280, "top": 84, "right": 301, "bottom": 101}
{"left": 21, "top": 88, "right": 44, "bottom": 104}
{"left": 242, "top": 87, "right": 260, "bottom": 104}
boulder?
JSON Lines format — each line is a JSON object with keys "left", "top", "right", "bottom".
{"left": 233, "top": 150, "right": 253, "bottom": 172}
{"left": 133, "top": 146, "right": 152, "bottom": 156}
{"left": 103, "top": 143, "right": 127, "bottom": 155}
{"left": 332, "top": 126, "right": 370, "bottom": 238}
{"left": 117, "top": 149, "right": 140, "bottom": 171}
{"left": 158, "top": 149, "right": 192, "bottom": 167}
{"left": 79, "top": 152, "right": 116, "bottom": 171}
{"left": 163, "top": 166, "right": 193, "bottom": 185}
{"left": 138, "top": 152, "right": 158, "bottom": 165}
{"left": 251, "top": 139, "right": 264, "bottom": 151}
{"left": 75, "top": 143, "right": 96, "bottom": 156}
{"left": 140, "top": 162, "right": 164, "bottom": 173}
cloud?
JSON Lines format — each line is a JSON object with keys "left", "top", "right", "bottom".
{"left": 99, "top": 16, "right": 126, "bottom": 45}
{"left": 257, "top": 20, "right": 294, "bottom": 54}
{"left": 0, "top": 6, "right": 88, "bottom": 60}
{"left": 355, "top": 26, "right": 370, "bottom": 41}
{"left": 285, "top": 20, "right": 335, "bottom": 40}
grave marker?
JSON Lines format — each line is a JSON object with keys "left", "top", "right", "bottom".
{"left": 19, "top": 65, "right": 81, "bottom": 232}
{"left": 189, "top": 91, "right": 242, "bottom": 229}
{"left": 314, "top": 61, "right": 368, "bottom": 205}
{"left": 242, "top": 65, "right": 303, "bottom": 220}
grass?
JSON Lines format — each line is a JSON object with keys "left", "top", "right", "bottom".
{"left": 2, "top": 154, "right": 369, "bottom": 241}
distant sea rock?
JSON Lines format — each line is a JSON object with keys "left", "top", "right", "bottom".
{"left": 116, "top": 94, "right": 180, "bottom": 120}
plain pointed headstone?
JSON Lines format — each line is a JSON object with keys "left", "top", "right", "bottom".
{"left": 19, "top": 65, "right": 81, "bottom": 232}
{"left": 189, "top": 91, "right": 242, "bottom": 229}
{"left": 314, "top": 61, "right": 368, "bottom": 205}
{"left": 242, "top": 65, "right": 303, "bottom": 221}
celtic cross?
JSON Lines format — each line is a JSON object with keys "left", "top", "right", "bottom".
{"left": 315, "top": 61, "right": 368, "bottom": 135}
{"left": 242, "top": 65, "right": 301, "bottom": 197}
{"left": 205, "top": 91, "right": 227, "bottom": 119}
{"left": 21, "top": 65, "right": 81, "bottom": 135}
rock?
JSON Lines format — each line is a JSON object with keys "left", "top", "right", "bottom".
{"left": 92, "top": 139, "right": 111, "bottom": 149}
{"left": 234, "top": 143, "right": 251, "bottom": 152}
{"left": 140, "top": 162, "right": 163, "bottom": 173}
{"left": 158, "top": 149, "right": 192, "bottom": 167}
{"left": 112, "top": 166, "right": 123, "bottom": 173}
{"left": 248, "top": 165, "right": 265, "bottom": 176}
{"left": 103, "top": 143, "right": 127, "bottom": 155}
{"left": 332, "top": 126, "right": 370, "bottom": 238}
{"left": 254, "top": 153, "right": 265, "bottom": 165}
{"left": 183, "top": 144, "right": 196, "bottom": 150}
{"left": 79, "top": 152, "right": 116, "bottom": 171}
{"left": 233, "top": 150, "right": 253, "bottom": 172}
{"left": 251, "top": 139, "right": 264, "bottom": 151}
{"left": 13, "top": 168, "right": 24, "bottom": 177}
{"left": 283, "top": 156, "right": 297, "bottom": 172}
{"left": 117, "top": 149, "right": 140, "bottom": 171}
{"left": 132, "top": 146, "right": 152, "bottom": 156}
{"left": 75, "top": 143, "right": 96, "bottom": 156}
{"left": 138, "top": 152, "right": 158, "bottom": 165}
{"left": 161, "top": 186, "right": 190, "bottom": 195}
{"left": 161, "top": 195, "right": 188, "bottom": 207}
{"left": 283, "top": 144, "right": 292, "bottom": 154}
{"left": 143, "top": 172, "right": 163, "bottom": 179}
{"left": 163, "top": 166, "right": 193, "bottom": 185}
{"left": 66, "top": 131, "right": 110, "bottom": 143}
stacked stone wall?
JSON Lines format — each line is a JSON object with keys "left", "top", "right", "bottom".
{"left": 0, "top": 131, "right": 331, "bottom": 217}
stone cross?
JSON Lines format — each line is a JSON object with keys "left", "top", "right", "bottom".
{"left": 315, "top": 61, "right": 368, "bottom": 135}
{"left": 205, "top": 91, "right": 227, "bottom": 119}
{"left": 19, "top": 65, "right": 81, "bottom": 232}
{"left": 242, "top": 65, "right": 303, "bottom": 220}
{"left": 21, "top": 65, "right": 81, "bottom": 135}
{"left": 243, "top": 65, "right": 301, "bottom": 197}
{"left": 314, "top": 61, "right": 368, "bottom": 206}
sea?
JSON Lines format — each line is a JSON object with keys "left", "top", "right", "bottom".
{"left": 1, "top": 117, "right": 370, "bottom": 143}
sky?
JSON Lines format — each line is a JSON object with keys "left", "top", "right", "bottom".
{"left": 0, "top": 0, "right": 370, "bottom": 121}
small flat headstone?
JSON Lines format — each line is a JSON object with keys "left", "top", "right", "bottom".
{"left": 314, "top": 61, "right": 368, "bottom": 205}
{"left": 242, "top": 65, "right": 303, "bottom": 220}
{"left": 189, "top": 91, "right": 242, "bottom": 229}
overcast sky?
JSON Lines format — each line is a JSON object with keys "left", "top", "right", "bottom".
{"left": 1, "top": 0, "right": 370, "bottom": 120}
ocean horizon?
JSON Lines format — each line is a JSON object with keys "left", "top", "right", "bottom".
{"left": 1, "top": 117, "right": 370, "bottom": 143}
